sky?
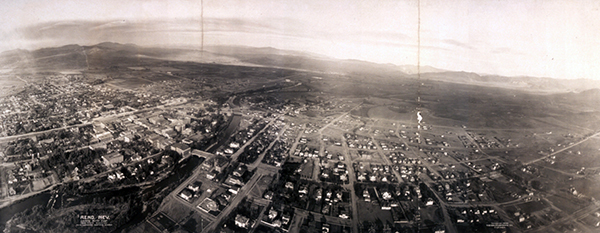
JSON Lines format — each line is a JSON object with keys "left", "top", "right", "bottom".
{"left": 1, "top": 0, "right": 599, "bottom": 80}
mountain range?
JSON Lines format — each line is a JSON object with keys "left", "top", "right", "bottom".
{"left": 1, "top": 42, "right": 599, "bottom": 93}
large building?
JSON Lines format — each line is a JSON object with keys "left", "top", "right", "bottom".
{"left": 95, "top": 131, "right": 113, "bottom": 142}
{"left": 171, "top": 143, "right": 191, "bottom": 156}
{"left": 102, "top": 152, "right": 123, "bottom": 167}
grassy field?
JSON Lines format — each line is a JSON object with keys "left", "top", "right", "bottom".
{"left": 367, "top": 106, "right": 407, "bottom": 120}
{"left": 570, "top": 177, "right": 600, "bottom": 200}
{"left": 553, "top": 137, "right": 600, "bottom": 171}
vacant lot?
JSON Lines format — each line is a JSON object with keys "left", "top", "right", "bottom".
{"left": 356, "top": 201, "right": 394, "bottom": 224}
{"left": 160, "top": 196, "right": 194, "bottom": 221}
{"left": 486, "top": 181, "right": 526, "bottom": 203}
{"left": 249, "top": 174, "right": 273, "bottom": 198}
{"left": 514, "top": 200, "right": 550, "bottom": 214}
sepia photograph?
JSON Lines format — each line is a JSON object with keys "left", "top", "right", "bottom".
{"left": 0, "top": 0, "right": 599, "bottom": 232}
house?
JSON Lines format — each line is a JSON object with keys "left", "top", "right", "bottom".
{"left": 268, "top": 209, "right": 278, "bottom": 220}
{"left": 102, "top": 152, "right": 123, "bottom": 167}
{"left": 201, "top": 158, "right": 214, "bottom": 170}
{"left": 298, "top": 184, "right": 308, "bottom": 195}
{"left": 285, "top": 182, "right": 294, "bottom": 190}
{"left": 314, "top": 188, "right": 323, "bottom": 200}
{"left": 206, "top": 170, "right": 219, "bottom": 180}
{"left": 339, "top": 206, "right": 350, "bottom": 219}
{"left": 187, "top": 181, "right": 202, "bottom": 192}
{"left": 197, "top": 198, "right": 218, "bottom": 213}
{"left": 215, "top": 196, "right": 229, "bottom": 208}
{"left": 229, "top": 142, "right": 240, "bottom": 149}
{"left": 263, "top": 191, "right": 274, "bottom": 200}
{"left": 214, "top": 156, "right": 229, "bottom": 172}
{"left": 381, "top": 201, "right": 391, "bottom": 210}
{"left": 426, "top": 198, "right": 435, "bottom": 206}
{"left": 369, "top": 174, "right": 377, "bottom": 182}
{"left": 340, "top": 174, "right": 348, "bottom": 182}
{"left": 357, "top": 174, "right": 366, "bottom": 181}
{"left": 321, "top": 168, "right": 331, "bottom": 179}
{"left": 363, "top": 189, "right": 371, "bottom": 202}
{"left": 233, "top": 164, "right": 247, "bottom": 177}
{"left": 179, "top": 189, "right": 194, "bottom": 201}
{"left": 434, "top": 227, "right": 445, "bottom": 233}
{"left": 225, "top": 175, "right": 244, "bottom": 186}
{"left": 235, "top": 215, "right": 250, "bottom": 229}
{"left": 229, "top": 186, "right": 240, "bottom": 194}
{"left": 282, "top": 214, "right": 291, "bottom": 225}
{"left": 325, "top": 190, "right": 333, "bottom": 202}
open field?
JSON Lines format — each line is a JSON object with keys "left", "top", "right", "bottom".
{"left": 108, "top": 77, "right": 153, "bottom": 89}
{"left": 0, "top": 78, "right": 24, "bottom": 97}
{"left": 552, "top": 137, "right": 600, "bottom": 171}
{"left": 546, "top": 194, "right": 588, "bottom": 215}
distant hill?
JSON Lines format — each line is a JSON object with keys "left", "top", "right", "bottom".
{"left": 203, "top": 45, "right": 411, "bottom": 79}
{"left": 0, "top": 43, "right": 197, "bottom": 71}
{"left": 419, "top": 71, "right": 600, "bottom": 92}
{"left": 397, "top": 65, "right": 447, "bottom": 74}
{"left": 1, "top": 42, "right": 599, "bottom": 92}
{"left": 550, "top": 88, "right": 600, "bottom": 108}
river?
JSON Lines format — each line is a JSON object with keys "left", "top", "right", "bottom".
{"left": 0, "top": 192, "right": 52, "bottom": 231}
{"left": 207, "top": 113, "right": 242, "bottom": 153}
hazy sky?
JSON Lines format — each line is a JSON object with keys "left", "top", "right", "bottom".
{"left": 1, "top": 0, "right": 599, "bottom": 80}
